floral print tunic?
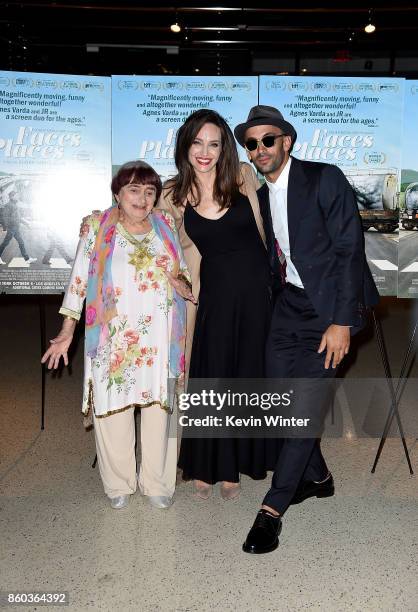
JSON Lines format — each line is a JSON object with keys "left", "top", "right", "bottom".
{"left": 59, "top": 210, "right": 190, "bottom": 418}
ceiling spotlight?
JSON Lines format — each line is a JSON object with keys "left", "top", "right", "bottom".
{"left": 365, "top": 10, "right": 376, "bottom": 34}
{"left": 171, "top": 22, "right": 181, "bottom": 33}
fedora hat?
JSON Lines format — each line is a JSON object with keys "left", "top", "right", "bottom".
{"left": 234, "top": 105, "right": 297, "bottom": 147}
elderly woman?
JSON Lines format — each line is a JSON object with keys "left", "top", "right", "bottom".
{"left": 42, "top": 161, "right": 192, "bottom": 510}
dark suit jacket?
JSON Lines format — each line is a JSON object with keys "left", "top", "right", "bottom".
{"left": 258, "top": 156, "right": 379, "bottom": 331}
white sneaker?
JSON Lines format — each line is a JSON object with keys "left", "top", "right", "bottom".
{"left": 0, "top": 257, "right": 6, "bottom": 265}
{"left": 148, "top": 495, "right": 173, "bottom": 509}
{"left": 26, "top": 257, "right": 37, "bottom": 264}
{"left": 109, "top": 495, "right": 129, "bottom": 509}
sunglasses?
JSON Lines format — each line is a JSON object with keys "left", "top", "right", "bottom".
{"left": 244, "top": 134, "right": 286, "bottom": 151}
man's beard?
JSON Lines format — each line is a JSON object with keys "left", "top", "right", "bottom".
{"left": 254, "top": 157, "right": 280, "bottom": 176}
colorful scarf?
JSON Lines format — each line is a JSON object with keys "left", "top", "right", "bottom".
{"left": 85, "top": 206, "right": 186, "bottom": 378}
{"left": 150, "top": 211, "right": 186, "bottom": 378}
{"left": 85, "top": 206, "right": 118, "bottom": 359}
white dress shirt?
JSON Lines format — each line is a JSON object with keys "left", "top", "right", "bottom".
{"left": 266, "top": 157, "right": 304, "bottom": 289}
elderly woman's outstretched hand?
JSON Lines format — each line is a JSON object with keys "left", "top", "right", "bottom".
{"left": 41, "top": 318, "right": 76, "bottom": 369}
{"left": 164, "top": 270, "right": 197, "bottom": 304}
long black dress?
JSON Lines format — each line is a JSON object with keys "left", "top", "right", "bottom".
{"left": 178, "top": 193, "right": 281, "bottom": 484}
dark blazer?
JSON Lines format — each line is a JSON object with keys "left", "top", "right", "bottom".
{"left": 258, "top": 156, "right": 379, "bottom": 331}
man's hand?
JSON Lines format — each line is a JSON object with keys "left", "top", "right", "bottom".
{"left": 317, "top": 324, "right": 350, "bottom": 369}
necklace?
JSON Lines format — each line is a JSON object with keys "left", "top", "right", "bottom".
{"left": 117, "top": 222, "right": 155, "bottom": 277}
{"left": 128, "top": 244, "right": 154, "bottom": 275}
{"left": 119, "top": 212, "right": 151, "bottom": 235}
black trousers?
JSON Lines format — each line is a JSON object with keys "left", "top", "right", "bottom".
{"left": 0, "top": 225, "right": 29, "bottom": 260}
{"left": 263, "top": 283, "right": 337, "bottom": 514}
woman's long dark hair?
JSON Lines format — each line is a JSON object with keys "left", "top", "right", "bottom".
{"left": 168, "top": 109, "right": 241, "bottom": 210}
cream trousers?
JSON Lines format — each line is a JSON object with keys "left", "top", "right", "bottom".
{"left": 93, "top": 406, "right": 176, "bottom": 499}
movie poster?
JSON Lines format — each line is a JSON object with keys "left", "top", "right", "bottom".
{"left": 0, "top": 71, "right": 111, "bottom": 294}
{"left": 399, "top": 81, "right": 418, "bottom": 298}
{"left": 259, "top": 76, "right": 405, "bottom": 296}
{"left": 111, "top": 75, "right": 258, "bottom": 180}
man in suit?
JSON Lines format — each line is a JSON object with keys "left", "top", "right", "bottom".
{"left": 234, "top": 105, "right": 379, "bottom": 554}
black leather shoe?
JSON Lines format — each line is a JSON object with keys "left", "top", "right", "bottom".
{"left": 242, "top": 509, "right": 282, "bottom": 554}
{"left": 291, "top": 474, "right": 335, "bottom": 505}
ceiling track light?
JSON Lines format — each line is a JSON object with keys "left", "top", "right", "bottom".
{"left": 170, "top": 12, "right": 181, "bottom": 33}
{"left": 365, "top": 9, "right": 376, "bottom": 34}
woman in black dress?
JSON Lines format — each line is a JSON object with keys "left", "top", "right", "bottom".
{"left": 159, "top": 109, "right": 280, "bottom": 499}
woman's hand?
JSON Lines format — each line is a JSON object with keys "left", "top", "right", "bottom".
{"left": 41, "top": 319, "right": 76, "bottom": 369}
{"left": 165, "top": 271, "right": 197, "bottom": 304}
{"left": 79, "top": 210, "right": 102, "bottom": 237}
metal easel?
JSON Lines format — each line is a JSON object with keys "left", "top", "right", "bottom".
{"left": 370, "top": 310, "right": 415, "bottom": 474}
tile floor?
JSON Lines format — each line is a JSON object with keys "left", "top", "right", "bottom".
{"left": 1, "top": 296, "right": 417, "bottom": 611}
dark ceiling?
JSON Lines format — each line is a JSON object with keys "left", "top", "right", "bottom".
{"left": 2, "top": 1, "right": 418, "bottom": 77}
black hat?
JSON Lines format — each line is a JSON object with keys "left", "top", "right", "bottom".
{"left": 234, "top": 105, "right": 297, "bottom": 147}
